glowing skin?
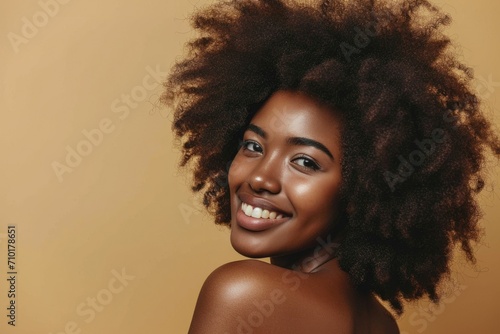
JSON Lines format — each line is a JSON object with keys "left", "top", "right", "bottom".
{"left": 228, "top": 90, "right": 344, "bottom": 270}
{"left": 189, "top": 90, "right": 400, "bottom": 334}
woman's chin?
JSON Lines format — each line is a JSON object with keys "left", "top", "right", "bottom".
{"left": 230, "top": 231, "right": 271, "bottom": 259}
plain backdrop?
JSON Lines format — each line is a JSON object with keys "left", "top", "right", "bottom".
{"left": 1, "top": 0, "right": 499, "bottom": 333}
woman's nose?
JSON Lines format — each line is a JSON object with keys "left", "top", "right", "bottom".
{"left": 248, "top": 155, "right": 282, "bottom": 194}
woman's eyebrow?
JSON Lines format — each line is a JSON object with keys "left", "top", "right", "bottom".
{"left": 247, "top": 123, "right": 334, "bottom": 160}
{"left": 247, "top": 123, "right": 267, "bottom": 138}
{"left": 286, "top": 137, "right": 334, "bottom": 160}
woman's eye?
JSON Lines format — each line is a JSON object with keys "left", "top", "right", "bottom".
{"left": 241, "top": 140, "right": 263, "bottom": 153}
{"left": 293, "top": 156, "right": 320, "bottom": 171}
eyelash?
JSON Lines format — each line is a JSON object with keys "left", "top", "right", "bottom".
{"left": 240, "top": 140, "right": 321, "bottom": 171}
{"left": 293, "top": 155, "right": 321, "bottom": 171}
{"left": 241, "top": 140, "right": 263, "bottom": 153}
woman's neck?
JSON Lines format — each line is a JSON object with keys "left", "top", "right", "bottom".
{"left": 270, "top": 233, "right": 340, "bottom": 273}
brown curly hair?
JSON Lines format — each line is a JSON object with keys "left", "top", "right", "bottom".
{"left": 162, "top": 0, "right": 500, "bottom": 313}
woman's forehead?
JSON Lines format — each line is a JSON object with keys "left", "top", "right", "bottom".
{"left": 250, "top": 90, "right": 343, "bottom": 136}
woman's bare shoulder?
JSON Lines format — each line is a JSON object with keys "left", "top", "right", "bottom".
{"left": 209, "top": 259, "right": 281, "bottom": 279}
{"left": 190, "top": 260, "right": 291, "bottom": 315}
{"left": 188, "top": 260, "right": 359, "bottom": 334}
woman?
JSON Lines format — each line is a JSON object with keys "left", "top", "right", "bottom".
{"left": 162, "top": 0, "right": 500, "bottom": 333}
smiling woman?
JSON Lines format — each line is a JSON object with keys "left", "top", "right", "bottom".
{"left": 229, "top": 91, "right": 344, "bottom": 261}
{"left": 161, "top": 0, "right": 500, "bottom": 333}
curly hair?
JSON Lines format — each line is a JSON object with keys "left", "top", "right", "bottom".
{"left": 162, "top": 0, "right": 500, "bottom": 313}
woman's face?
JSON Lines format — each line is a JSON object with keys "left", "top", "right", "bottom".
{"left": 228, "top": 90, "right": 344, "bottom": 260}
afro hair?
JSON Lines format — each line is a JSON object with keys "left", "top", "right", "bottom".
{"left": 162, "top": 0, "right": 500, "bottom": 313}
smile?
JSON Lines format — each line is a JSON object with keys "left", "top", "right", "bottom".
{"left": 236, "top": 201, "right": 291, "bottom": 232}
{"left": 241, "top": 202, "right": 285, "bottom": 219}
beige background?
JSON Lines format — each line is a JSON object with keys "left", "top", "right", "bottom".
{"left": 0, "top": 0, "right": 499, "bottom": 333}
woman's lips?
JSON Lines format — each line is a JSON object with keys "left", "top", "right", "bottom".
{"left": 235, "top": 203, "right": 290, "bottom": 232}
{"left": 237, "top": 192, "right": 291, "bottom": 217}
{"left": 241, "top": 202, "right": 285, "bottom": 219}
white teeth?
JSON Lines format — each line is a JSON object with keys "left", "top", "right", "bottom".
{"left": 244, "top": 204, "right": 253, "bottom": 216}
{"left": 251, "top": 207, "right": 262, "bottom": 218}
{"left": 241, "top": 202, "right": 285, "bottom": 220}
